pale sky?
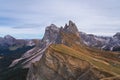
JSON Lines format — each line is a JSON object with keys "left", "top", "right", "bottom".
{"left": 0, "top": 0, "right": 120, "bottom": 39}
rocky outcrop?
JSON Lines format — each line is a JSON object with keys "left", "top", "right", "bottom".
{"left": 39, "top": 24, "right": 60, "bottom": 49}
{"left": 41, "top": 20, "right": 80, "bottom": 47}
{"left": 64, "top": 20, "right": 78, "bottom": 33}
{"left": 63, "top": 20, "right": 79, "bottom": 37}
{"left": 42, "top": 24, "right": 60, "bottom": 43}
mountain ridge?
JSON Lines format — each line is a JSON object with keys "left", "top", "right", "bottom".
{"left": 0, "top": 20, "right": 120, "bottom": 80}
{"left": 26, "top": 21, "right": 120, "bottom": 80}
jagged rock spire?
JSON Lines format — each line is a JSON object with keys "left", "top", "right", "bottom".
{"left": 42, "top": 20, "right": 80, "bottom": 44}
{"left": 63, "top": 20, "right": 79, "bottom": 36}
{"left": 64, "top": 20, "right": 78, "bottom": 33}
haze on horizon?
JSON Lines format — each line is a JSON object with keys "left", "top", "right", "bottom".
{"left": 0, "top": 0, "right": 120, "bottom": 39}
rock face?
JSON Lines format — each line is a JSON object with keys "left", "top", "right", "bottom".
{"left": 42, "top": 24, "right": 60, "bottom": 43}
{"left": 27, "top": 46, "right": 95, "bottom": 80}
{"left": 40, "top": 24, "right": 60, "bottom": 49}
{"left": 64, "top": 20, "right": 78, "bottom": 33}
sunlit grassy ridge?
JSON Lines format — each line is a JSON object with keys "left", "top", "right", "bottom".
{"left": 60, "top": 31, "right": 120, "bottom": 62}
{"left": 50, "top": 44, "right": 120, "bottom": 76}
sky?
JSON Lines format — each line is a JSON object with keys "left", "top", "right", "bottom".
{"left": 0, "top": 0, "right": 120, "bottom": 39}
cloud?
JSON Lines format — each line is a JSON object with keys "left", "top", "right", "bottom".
{"left": 12, "top": 24, "right": 41, "bottom": 29}
{"left": 0, "top": 0, "right": 120, "bottom": 38}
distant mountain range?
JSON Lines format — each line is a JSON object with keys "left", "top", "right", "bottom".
{"left": 0, "top": 35, "right": 35, "bottom": 51}
{"left": 0, "top": 36, "right": 40, "bottom": 75}
{"left": 80, "top": 32, "right": 120, "bottom": 51}
{"left": 0, "top": 21, "right": 120, "bottom": 80}
{"left": 0, "top": 30, "right": 119, "bottom": 52}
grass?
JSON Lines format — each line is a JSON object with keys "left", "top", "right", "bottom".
{"left": 50, "top": 44, "right": 120, "bottom": 76}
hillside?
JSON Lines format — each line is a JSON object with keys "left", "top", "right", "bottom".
{"left": 27, "top": 44, "right": 120, "bottom": 80}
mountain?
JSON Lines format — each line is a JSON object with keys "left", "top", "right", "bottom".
{"left": 0, "top": 35, "right": 35, "bottom": 51}
{"left": 0, "top": 21, "right": 120, "bottom": 80}
{"left": 80, "top": 32, "right": 120, "bottom": 51}
{"left": 0, "top": 35, "right": 39, "bottom": 76}
{"left": 114, "top": 32, "right": 120, "bottom": 40}
{"left": 26, "top": 21, "right": 120, "bottom": 80}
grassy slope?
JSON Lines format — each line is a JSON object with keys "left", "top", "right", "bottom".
{"left": 61, "top": 32, "right": 120, "bottom": 62}
{"left": 50, "top": 44, "right": 120, "bottom": 77}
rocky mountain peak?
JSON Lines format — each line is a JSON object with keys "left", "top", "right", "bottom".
{"left": 42, "top": 24, "right": 60, "bottom": 43}
{"left": 3, "top": 35, "right": 16, "bottom": 46}
{"left": 113, "top": 32, "right": 120, "bottom": 39}
{"left": 42, "top": 21, "right": 80, "bottom": 46}
{"left": 4, "top": 35, "right": 16, "bottom": 41}
{"left": 46, "top": 24, "right": 59, "bottom": 31}
{"left": 64, "top": 20, "right": 79, "bottom": 34}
